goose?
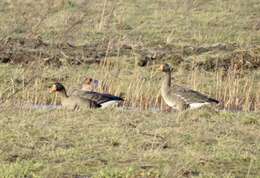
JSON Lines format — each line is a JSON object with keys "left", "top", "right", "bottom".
{"left": 81, "top": 77, "right": 99, "bottom": 91}
{"left": 72, "top": 82, "right": 123, "bottom": 108}
{"left": 72, "top": 90, "right": 124, "bottom": 108}
{"left": 159, "top": 63, "right": 219, "bottom": 111}
{"left": 81, "top": 77, "right": 109, "bottom": 92}
{"left": 49, "top": 82, "right": 101, "bottom": 110}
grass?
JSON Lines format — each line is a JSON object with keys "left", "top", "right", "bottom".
{"left": 0, "top": 0, "right": 260, "bottom": 177}
{"left": 0, "top": 62, "right": 259, "bottom": 177}
{"left": 0, "top": 107, "right": 259, "bottom": 177}
{"left": 0, "top": 0, "right": 259, "bottom": 45}
{"left": 0, "top": 62, "right": 259, "bottom": 112}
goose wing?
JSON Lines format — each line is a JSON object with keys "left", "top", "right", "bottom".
{"left": 71, "top": 89, "right": 123, "bottom": 105}
{"left": 172, "top": 85, "right": 219, "bottom": 104}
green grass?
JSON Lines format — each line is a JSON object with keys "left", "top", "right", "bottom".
{"left": 0, "top": 107, "right": 259, "bottom": 178}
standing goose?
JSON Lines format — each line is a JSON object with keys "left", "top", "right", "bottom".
{"left": 49, "top": 82, "right": 101, "bottom": 110}
{"left": 159, "top": 63, "right": 219, "bottom": 111}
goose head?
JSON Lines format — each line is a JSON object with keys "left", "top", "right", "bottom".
{"left": 84, "top": 77, "right": 93, "bottom": 85}
{"left": 49, "top": 82, "right": 66, "bottom": 94}
{"left": 159, "top": 63, "right": 173, "bottom": 73}
{"left": 81, "top": 77, "right": 99, "bottom": 91}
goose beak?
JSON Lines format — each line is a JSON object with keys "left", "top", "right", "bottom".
{"left": 158, "top": 64, "right": 164, "bottom": 71}
{"left": 49, "top": 85, "right": 56, "bottom": 93}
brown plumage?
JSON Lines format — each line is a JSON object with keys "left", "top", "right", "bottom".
{"left": 49, "top": 83, "right": 101, "bottom": 110}
{"left": 77, "top": 77, "right": 123, "bottom": 108}
{"left": 71, "top": 89, "right": 124, "bottom": 108}
{"left": 159, "top": 63, "right": 219, "bottom": 111}
{"left": 81, "top": 77, "right": 109, "bottom": 92}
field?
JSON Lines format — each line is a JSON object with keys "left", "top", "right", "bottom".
{"left": 0, "top": 0, "right": 259, "bottom": 177}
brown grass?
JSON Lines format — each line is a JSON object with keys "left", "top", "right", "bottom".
{"left": 1, "top": 60, "right": 258, "bottom": 112}
{"left": 0, "top": 0, "right": 259, "bottom": 177}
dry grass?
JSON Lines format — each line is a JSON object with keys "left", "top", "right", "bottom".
{"left": 2, "top": 47, "right": 256, "bottom": 113}
{"left": 0, "top": 0, "right": 259, "bottom": 45}
{"left": 0, "top": 106, "right": 259, "bottom": 177}
{"left": 0, "top": 0, "right": 260, "bottom": 177}
{"left": 0, "top": 61, "right": 259, "bottom": 112}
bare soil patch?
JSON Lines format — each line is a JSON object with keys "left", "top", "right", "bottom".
{"left": 0, "top": 37, "right": 259, "bottom": 71}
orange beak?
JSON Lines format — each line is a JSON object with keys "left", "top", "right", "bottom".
{"left": 49, "top": 85, "right": 57, "bottom": 93}
{"left": 159, "top": 64, "right": 164, "bottom": 71}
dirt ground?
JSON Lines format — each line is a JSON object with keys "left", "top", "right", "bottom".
{"left": 1, "top": 37, "right": 259, "bottom": 71}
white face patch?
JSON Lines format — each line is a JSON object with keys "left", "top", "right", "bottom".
{"left": 189, "top": 102, "right": 210, "bottom": 109}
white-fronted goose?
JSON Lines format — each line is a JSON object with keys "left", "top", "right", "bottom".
{"left": 81, "top": 77, "right": 109, "bottom": 92}
{"left": 49, "top": 83, "right": 101, "bottom": 110}
{"left": 159, "top": 63, "right": 219, "bottom": 111}
{"left": 81, "top": 77, "right": 99, "bottom": 91}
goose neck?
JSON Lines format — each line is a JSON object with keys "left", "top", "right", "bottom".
{"left": 162, "top": 71, "right": 171, "bottom": 89}
{"left": 59, "top": 89, "right": 69, "bottom": 98}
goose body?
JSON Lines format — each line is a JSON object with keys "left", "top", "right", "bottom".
{"left": 72, "top": 90, "right": 124, "bottom": 108}
{"left": 50, "top": 83, "right": 101, "bottom": 110}
{"left": 160, "top": 64, "right": 219, "bottom": 111}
